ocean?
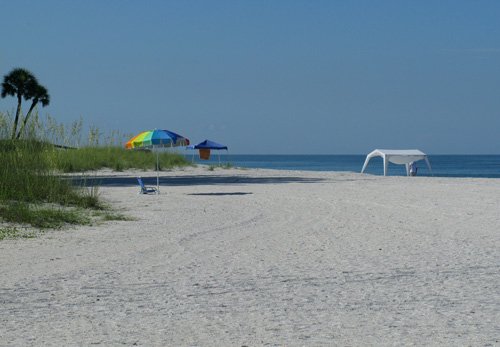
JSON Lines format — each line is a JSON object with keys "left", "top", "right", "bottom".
{"left": 186, "top": 154, "right": 500, "bottom": 178}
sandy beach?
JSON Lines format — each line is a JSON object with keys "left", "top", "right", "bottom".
{"left": 1, "top": 166, "right": 499, "bottom": 346}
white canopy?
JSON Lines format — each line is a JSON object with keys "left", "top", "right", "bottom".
{"left": 361, "top": 149, "right": 432, "bottom": 176}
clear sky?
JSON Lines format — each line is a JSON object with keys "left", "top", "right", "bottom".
{"left": 1, "top": 0, "right": 499, "bottom": 154}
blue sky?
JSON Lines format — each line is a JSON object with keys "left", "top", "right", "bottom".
{"left": 1, "top": 0, "right": 499, "bottom": 154}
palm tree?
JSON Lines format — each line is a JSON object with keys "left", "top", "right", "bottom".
{"left": 1, "top": 68, "right": 39, "bottom": 139}
{"left": 16, "top": 84, "right": 50, "bottom": 139}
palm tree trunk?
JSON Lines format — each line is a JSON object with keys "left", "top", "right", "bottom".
{"left": 16, "top": 100, "right": 37, "bottom": 139}
{"left": 11, "top": 94, "right": 22, "bottom": 139}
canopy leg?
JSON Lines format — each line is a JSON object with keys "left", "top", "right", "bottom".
{"left": 425, "top": 157, "right": 433, "bottom": 176}
{"left": 361, "top": 156, "right": 371, "bottom": 173}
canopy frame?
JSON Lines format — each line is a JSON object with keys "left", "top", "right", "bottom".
{"left": 361, "top": 149, "right": 432, "bottom": 176}
{"left": 188, "top": 139, "right": 229, "bottom": 164}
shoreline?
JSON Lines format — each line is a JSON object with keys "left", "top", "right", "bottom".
{"left": 188, "top": 154, "right": 500, "bottom": 179}
{"left": 1, "top": 166, "right": 499, "bottom": 345}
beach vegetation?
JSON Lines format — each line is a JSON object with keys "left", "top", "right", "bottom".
{"left": 0, "top": 139, "right": 100, "bottom": 232}
{"left": 93, "top": 210, "right": 136, "bottom": 222}
{"left": 16, "top": 84, "right": 50, "bottom": 139}
{"left": 0, "top": 110, "right": 189, "bottom": 236}
{"left": 0, "top": 202, "right": 89, "bottom": 229}
{"left": 1, "top": 68, "right": 50, "bottom": 139}
{"left": 49, "top": 146, "right": 189, "bottom": 173}
{"left": 207, "top": 162, "right": 234, "bottom": 171}
{"left": 220, "top": 162, "right": 233, "bottom": 169}
{"left": 0, "top": 226, "right": 37, "bottom": 240}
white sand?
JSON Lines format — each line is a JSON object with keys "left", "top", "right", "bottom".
{"left": 1, "top": 166, "right": 499, "bottom": 346}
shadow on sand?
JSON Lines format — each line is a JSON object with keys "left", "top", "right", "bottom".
{"left": 67, "top": 174, "right": 326, "bottom": 188}
{"left": 187, "top": 192, "right": 253, "bottom": 196}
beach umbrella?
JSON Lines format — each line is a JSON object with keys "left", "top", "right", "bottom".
{"left": 193, "top": 139, "right": 228, "bottom": 164}
{"left": 125, "top": 129, "right": 190, "bottom": 193}
{"left": 193, "top": 139, "right": 228, "bottom": 150}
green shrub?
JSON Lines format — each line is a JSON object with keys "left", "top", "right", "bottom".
{"left": 0, "top": 202, "right": 89, "bottom": 229}
{"left": 49, "top": 146, "right": 189, "bottom": 172}
{"left": 0, "top": 111, "right": 191, "bottom": 233}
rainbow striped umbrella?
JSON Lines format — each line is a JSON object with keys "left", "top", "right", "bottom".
{"left": 125, "top": 129, "right": 190, "bottom": 193}
{"left": 125, "top": 129, "right": 189, "bottom": 149}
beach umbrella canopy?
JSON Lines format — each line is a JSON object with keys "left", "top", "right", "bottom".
{"left": 193, "top": 139, "right": 228, "bottom": 150}
{"left": 125, "top": 129, "right": 190, "bottom": 193}
{"left": 125, "top": 129, "right": 189, "bottom": 149}
{"left": 189, "top": 139, "right": 228, "bottom": 162}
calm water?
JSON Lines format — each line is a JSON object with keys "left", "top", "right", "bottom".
{"left": 186, "top": 154, "right": 500, "bottom": 178}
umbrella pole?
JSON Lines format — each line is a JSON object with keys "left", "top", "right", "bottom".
{"left": 156, "top": 149, "right": 160, "bottom": 194}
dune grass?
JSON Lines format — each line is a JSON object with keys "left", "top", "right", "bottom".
{"left": 0, "top": 226, "right": 39, "bottom": 240}
{"left": 0, "top": 140, "right": 189, "bottom": 234}
{"left": 0, "top": 139, "right": 102, "bottom": 233}
{"left": 0, "top": 202, "right": 89, "bottom": 228}
{"left": 207, "top": 162, "right": 234, "bottom": 171}
{"left": 49, "top": 146, "right": 190, "bottom": 173}
{"left": 0, "top": 140, "right": 86, "bottom": 204}
{"left": 0, "top": 140, "right": 190, "bottom": 235}
{"left": 0, "top": 112, "right": 190, "bottom": 236}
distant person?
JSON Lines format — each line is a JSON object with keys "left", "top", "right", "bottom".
{"left": 409, "top": 161, "right": 418, "bottom": 176}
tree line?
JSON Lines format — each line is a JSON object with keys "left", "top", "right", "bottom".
{"left": 1, "top": 68, "right": 50, "bottom": 139}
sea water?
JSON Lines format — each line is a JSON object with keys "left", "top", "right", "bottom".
{"left": 186, "top": 154, "right": 500, "bottom": 178}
